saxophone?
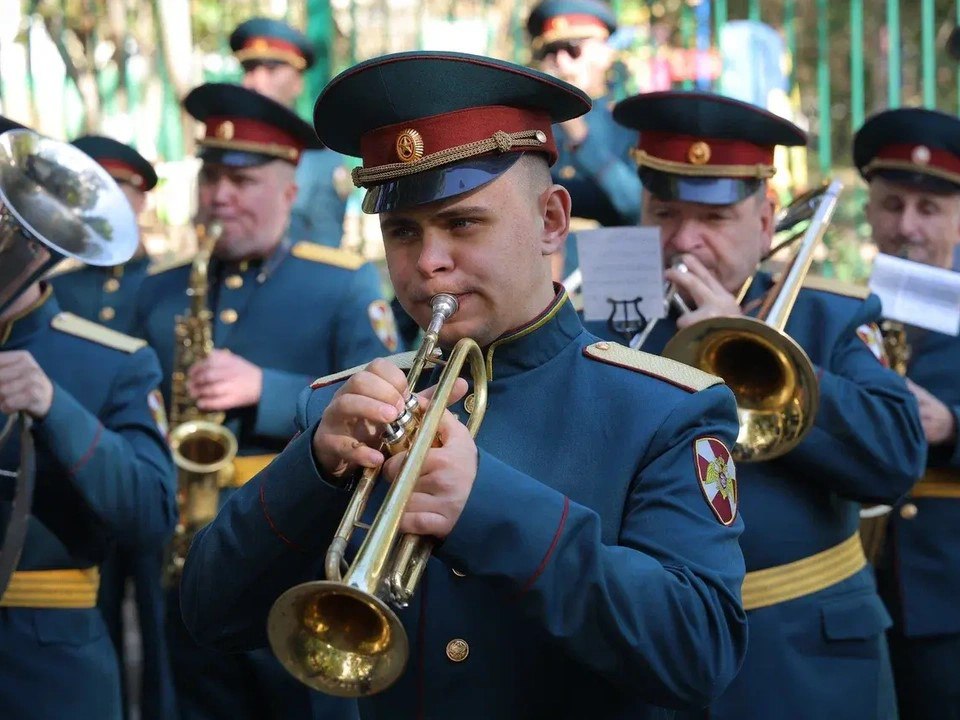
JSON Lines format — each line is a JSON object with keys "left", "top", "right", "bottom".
{"left": 165, "top": 221, "right": 238, "bottom": 583}
{"left": 880, "top": 320, "right": 912, "bottom": 376}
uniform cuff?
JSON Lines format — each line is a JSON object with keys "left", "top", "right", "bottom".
{"left": 254, "top": 368, "right": 312, "bottom": 439}
{"left": 33, "top": 381, "right": 102, "bottom": 474}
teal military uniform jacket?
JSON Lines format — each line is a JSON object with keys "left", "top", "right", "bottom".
{"left": 134, "top": 240, "right": 394, "bottom": 720}
{"left": 289, "top": 149, "right": 352, "bottom": 248}
{"left": 0, "top": 290, "right": 176, "bottom": 720}
{"left": 180, "top": 291, "right": 750, "bottom": 719}
{"left": 49, "top": 255, "right": 151, "bottom": 334}
{"left": 589, "top": 273, "right": 926, "bottom": 719}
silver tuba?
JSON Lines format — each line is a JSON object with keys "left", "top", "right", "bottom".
{"left": 0, "top": 128, "right": 139, "bottom": 594}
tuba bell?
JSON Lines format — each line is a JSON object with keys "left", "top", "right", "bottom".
{"left": 0, "top": 128, "right": 139, "bottom": 594}
{"left": 267, "top": 293, "right": 488, "bottom": 697}
{"left": 662, "top": 180, "right": 843, "bottom": 462}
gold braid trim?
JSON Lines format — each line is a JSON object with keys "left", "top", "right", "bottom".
{"left": 199, "top": 138, "right": 298, "bottom": 162}
{"left": 863, "top": 159, "right": 960, "bottom": 187}
{"left": 352, "top": 129, "right": 547, "bottom": 188}
{"left": 631, "top": 149, "right": 776, "bottom": 179}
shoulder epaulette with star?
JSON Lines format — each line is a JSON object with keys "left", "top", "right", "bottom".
{"left": 290, "top": 242, "right": 366, "bottom": 270}
{"left": 310, "top": 351, "right": 420, "bottom": 390}
{"left": 51, "top": 312, "right": 147, "bottom": 353}
{"left": 582, "top": 341, "right": 722, "bottom": 393}
{"left": 801, "top": 275, "right": 871, "bottom": 300}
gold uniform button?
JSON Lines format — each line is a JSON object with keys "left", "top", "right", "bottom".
{"left": 99, "top": 307, "right": 116, "bottom": 321}
{"left": 463, "top": 394, "right": 476, "bottom": 414}
{"left": 452, "top": 568, "right": 466, "bottom": 577}
{"left": 445, "top": 638, "right": 469, "bottom": 662}
{"left": 225, "top": 274, "right": 243, "bottom": 290}
{"left": 900, "top": 503, "right": 918, "bottom": 520}
{"left": 219, "top": 309, "right": 238, "bottom": 324}
{"left": 103, "top": 278, "right": 120, "bottom": 293}
{"left": 559, "top": 165, "right": 576, "bottom": 180}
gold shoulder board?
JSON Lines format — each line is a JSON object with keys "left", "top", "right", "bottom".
{"left": 291, "top": 242, "right": 366, "bottom": 270}
{"left": 583, "top": 341, "right": 722, "bottom": 393}
{"left": 51, "top": 313, "right": 147, "bottom": 354}
{"left": 311, "top": 351, "right": 420, "bottom": 389}
{"left": 147, "top": 255, "right": 192, "bottom": 276}
{"left": 801, "top": 275, "right": 871, "bottom": 300}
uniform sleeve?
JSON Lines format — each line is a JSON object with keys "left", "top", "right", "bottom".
{"left": 331, "top": 263, "right": 405, "bottom": 369}
{"left": 32, "top": 346, "right": 176, "bottom": 549}
{"left": 181, "top": 384, "right": 351, "bottom": 651}
{"left": 566, "top": 123, "right": 641, "bottom": 224}
{"left": 254, "top": 368, "right": 314, "bottom": 439}
{"left": 435, "top": 384, "right": 747, "bottom": 708}
{"left": 786, "top": 296, "right": 927, "bottom": 503}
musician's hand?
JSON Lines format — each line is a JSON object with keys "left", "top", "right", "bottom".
{"left": 382, "top": 404, "right": 478, "bottom": 539}
{"left": 0, "top": 351, "right": 54, "bottom": 419}
{"left": 666, "top": 254, "right": 742, "bottom": 329}
{"left": 188, "top": 349, "right": 262, "bottom": 411}
{"left": 906, "top": 378, "right": 958, "bottom": 445}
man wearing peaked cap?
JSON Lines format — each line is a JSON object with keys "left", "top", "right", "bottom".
{"left": 855, "top": 107, "right": 960, "bottom": 720}
{"left": 181, "top": 51, "right": 750, "bottom": 720}
{"left": 132, "top": 82, "right": 397, "bottom": 720}
{"left": 526, "top": 0, "right": 640, "bottom": 282}
{"left": 610, "top": 90, "right": 925, "bottom": 720}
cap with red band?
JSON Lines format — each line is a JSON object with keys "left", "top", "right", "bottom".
{"left": 313, "top": 51, "right": 590, "bottom": 214}
{"left": 526, "top": 0, "right": 617, "bottom": 51}
{"left": 72, "top": 135, "right": 158, "bottom": 192}
{"left": 229, "top": 17, "right": 314, "bottom": 72}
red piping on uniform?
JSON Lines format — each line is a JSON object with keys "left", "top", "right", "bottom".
{"left": 69, "top": 423, "right": 103, "bottom": 475}
{"left": 259, "top": 483, "right": 305, "bottom": 552}
{"left": 582, "top": 347, "right": 699, "bottom": 393}
{"left": 518, "top": 496, "right": 570, "bottom": 597}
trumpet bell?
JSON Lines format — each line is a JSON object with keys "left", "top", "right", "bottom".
{"left": 664, "top": 316, "right": 820, "bottom": 462}
{"left": 267, "top": 581, "right": 409, "bottom": 697}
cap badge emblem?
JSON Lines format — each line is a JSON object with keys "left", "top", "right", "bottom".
{"left": 252, "top": 38, "right": 269, "bottom": 51}
{"left": 911, "top": 145, "right": 931, "bottom": 165}
{"left": 216, "top": 121, "right": 235, "bottom": 141}
{"left": 396, "top": 129, "right": 425, "bottom": 163}
{"left": 688, "top": 141, "right": 711, "bottom": 165}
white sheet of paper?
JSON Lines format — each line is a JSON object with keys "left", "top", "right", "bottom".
{"left": 868, "top": 253, "right": 960, "bottom": 336}
{"left": 574, "top": 226, "right": 664, "bottom": 325}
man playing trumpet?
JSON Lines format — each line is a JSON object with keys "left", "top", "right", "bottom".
{"left": 607, "top": 91, "right": 926, "bottom": 719}
{"left": 180, "top": 51, "right": 750, "bottom": 719}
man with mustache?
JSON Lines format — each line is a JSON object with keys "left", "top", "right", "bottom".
{"left": 132, "top": 84, "right": 396, "bottom": 720}
{"left": 179, "top": 50, "right": 751, "bottom": 720}
{"left": 855, "top": 107, "right": 960, "bottom": 720}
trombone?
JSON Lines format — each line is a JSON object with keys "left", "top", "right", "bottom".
{"left": 267, "top": 293, "right": 488, "bottom": 697}
{"left": 662, "top": 181, "right": 843, "bottom": 462}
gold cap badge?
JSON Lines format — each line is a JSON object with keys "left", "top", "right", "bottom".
{"left": 396, "top": 129, "right": 425, "bottom": 163}
{"left": 215, "top": 121, "right": 235, "bottom": 141}
{"left": 688, "top": 141, "right": 711, "bottom": 165}
{"left": 911, "top": 145, "right": 931, "bottom": 165}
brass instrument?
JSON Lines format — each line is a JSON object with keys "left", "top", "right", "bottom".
{"left": 0, "top": 128, "right": 138, "bottom": 593}
{"left": 662, "top": 180, "right": 843, "bottom": 462}
{"left": 164, "top": 221, "right": 238, "bottom": 582}
{"left": 880, "top": 320, "right": 911, "bottom": 376}
{"left": 629, "top": 256, "right": 692, "bottom": 350}
{"left": 267, "top": 293, "right": 488, "bottom": 697}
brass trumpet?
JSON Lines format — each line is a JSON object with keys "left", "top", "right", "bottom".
{"left": 267, "top": 293, "right": 488, "bottom": 697}
{"left": 662, "top": 181, "right": 843, "bottom": 462}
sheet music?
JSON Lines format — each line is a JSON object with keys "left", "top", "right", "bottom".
{"left": 868, "top": 253, "right": 960, "bottom": 336}
{"left": 574, "top": 226, "right": 664, "bottom": 325}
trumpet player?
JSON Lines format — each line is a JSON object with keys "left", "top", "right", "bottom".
{"left": 132, "top": 85, "right": 396, "bottom": 720}
{"left": 855, "top": 108, "right": 960, "bottom": 720}
{"left": 0, "top": 115, "right": 176, "bottom": 720}
{"left": 181, "top": 52, "right": 750, "bottom": 719}
{"left": 609, "top": 92, "right": 926, "bottom": 719}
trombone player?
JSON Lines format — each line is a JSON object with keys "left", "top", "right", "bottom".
{"left": 0, "top": 116, "right": 176, "bottom": 719}
{"left": 608, "top": 91, "right": 926, "bottom": 719}
{"left": 180, "top": 52, "right": 749, "bottom": 718}
{"left": 855, "top": 107, "right": 960, "bottom": 720}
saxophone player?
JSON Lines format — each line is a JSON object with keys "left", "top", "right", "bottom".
{"left": 855, "top": 108, "right": 960, "bottom": 720}
{"left": 131, "top": 85, "right": 397, "bottom": 720}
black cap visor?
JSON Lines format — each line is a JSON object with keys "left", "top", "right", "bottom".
{"left": 362, "top": 153, "right": 522, "bottom": 214}
{"left": 868, "top": 168, "right": 960, "bottom": 195}
{"left": 639, "top": 167, "right": 762, "bottom": 205}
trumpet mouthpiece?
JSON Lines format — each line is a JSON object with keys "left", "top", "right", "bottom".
{"left": 427, "top": 294, "right": 459, "bottom": 335}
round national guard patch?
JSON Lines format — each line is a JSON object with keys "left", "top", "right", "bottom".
{"left": 368, "top": 299, "right": 399, "bottom": 352}
{"left": 856, "top": 323, "right": 888, "bottom": 366}
{"left": 694, "top": 437, "right": 738, "bottom": 525}
{"left": 148, "top": 389, "right": 169, "bottom": 437}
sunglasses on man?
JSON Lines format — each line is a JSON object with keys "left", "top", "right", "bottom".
{"left": 535, "top": 40, "right": 585, "bottom": 62}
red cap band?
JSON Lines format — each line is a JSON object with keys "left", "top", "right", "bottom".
{"left": 99, "top": 159, "right": 147, "bottom": 190}
{"left": 202, "top": 116, "right": 304, "bottom": 162}
{"left": 236, "top": 37, "right": 306, "bottom": 70}
{"left": 869, "top": 143, "right": 960, "bottom": 179}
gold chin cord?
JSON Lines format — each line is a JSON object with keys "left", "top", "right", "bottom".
{"left": 266, "top": 293, "right": 488, "bottom": 698}
{"left": 662, "top": 180, "right": 844, "bottom": 462}
{"left": 164, "top": 221, "right": 239, "bottom": 584}
{"left": 0, "top": 129, "right": 139, "bottom": 594}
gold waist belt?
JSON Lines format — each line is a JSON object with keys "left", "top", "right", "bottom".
{"left": 227, "top": 454, "right": 277, "bottom": 488}
{"left": 910, "top": 468, "right": 960, "bottom": 499}
{"left": 741, "top": 532, "right": 866, "bottom": 611}
{"left": 0, "top": 567, "right": 100, "bottom": 609}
